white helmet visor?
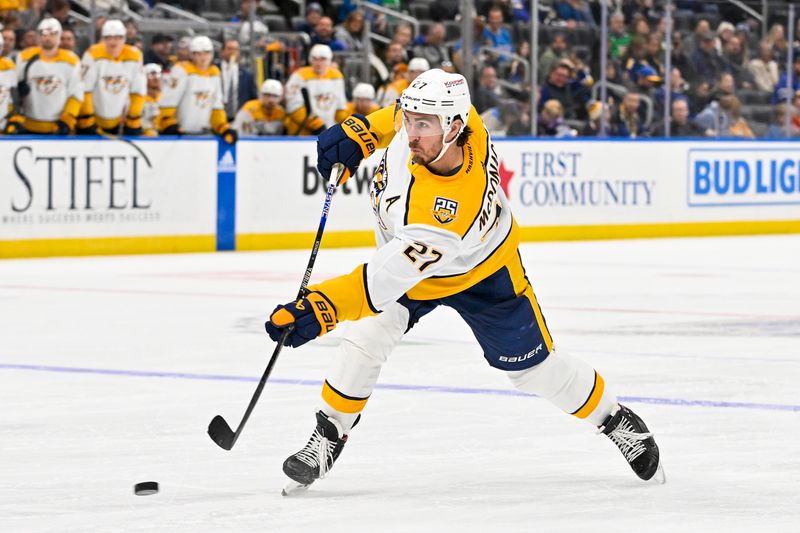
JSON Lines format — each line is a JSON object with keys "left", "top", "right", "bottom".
{"left": 398, "top": 109, "right": 447, "bottom": 138}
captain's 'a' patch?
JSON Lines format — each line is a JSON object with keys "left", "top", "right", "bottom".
{"left": 431, "top": 196, "right": 458, "bottom": 224}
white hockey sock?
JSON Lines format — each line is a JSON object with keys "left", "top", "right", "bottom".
{"left": 506, "top": 349, "right": 617, "bottom": 426}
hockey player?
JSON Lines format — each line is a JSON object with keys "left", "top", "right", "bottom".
{"left": 377, "top": 56, "right": 429, "bottom": 107}
{"left": 157, "top": 35, "right": 237, "bottom": 144}
{"left": 284, "top": 44, "right": 346, "bottom": 134}
{"left": 77, "top": 19, "right": 146, "bottom": 135}
{"left": 335, "top": 82, "right": 379, "bottom": 123}
{"left": 0, "top": 32, "right": 16, "bottom": 132}
{"left": 9, "top": 18, "right": 82, "bottom": 135}
{"left": 142, "top": 63, "right": 162, "bottom": 136}
{"left": 266, "top": 69, "right": 664, "bottom": 490}
{"left": 233, "top": 79, "right": 286, "bottom": 135}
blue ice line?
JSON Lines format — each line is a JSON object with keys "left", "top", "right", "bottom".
{"left": 1, "top": 362, "right": 798, "bottom": 413}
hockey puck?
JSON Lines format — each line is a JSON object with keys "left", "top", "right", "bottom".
{"left": 134, "top": 481, "right": 159, "bottom": 496}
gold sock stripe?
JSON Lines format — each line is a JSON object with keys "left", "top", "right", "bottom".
{"left": 321, "top": 380, "right": 369, "bottom": 414}
{"left": 571, "top": 371, "right": 605, "bottom": 419}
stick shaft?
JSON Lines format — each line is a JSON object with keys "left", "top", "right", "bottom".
{"left": 226, "top": 165, "right": 343, "bottom": 447}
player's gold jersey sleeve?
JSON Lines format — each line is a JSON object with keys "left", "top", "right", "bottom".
{"left": 308, "top": 264, "right": 377, "bottom": 322}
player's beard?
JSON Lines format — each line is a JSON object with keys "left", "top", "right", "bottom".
{"left": 408, "top": 138, "right": 440, "bottom": 165}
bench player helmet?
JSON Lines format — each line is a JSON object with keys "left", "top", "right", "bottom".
{"left": 398, "top": 68, "right": 470, "bottom": 164}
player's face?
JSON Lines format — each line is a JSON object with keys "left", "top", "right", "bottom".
{"left": 354, "top": 97, "right": 373, "bottom": 115}
{"left": 261, "top": 93, "right": 279, "bottom": 110}
{"left": 104, "top": 35, "right": 124, "bottom": 57}
{"left": 311, "top": 56, "right": 329, "bottom": 75}
{"left": 39, "top": 30, "right": 59, "bottom": 51}
{"left": 192, "top": 50, "right": 213, "bottom": 70}
{"left": 404, "top": 111, "right": 445, "bottom": 164}
{"left": 146, "top": 72, "right": 161, "bottom": 91}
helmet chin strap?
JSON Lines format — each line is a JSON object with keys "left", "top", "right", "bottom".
{"left": 429, "top": 116, "right": 459, "bottom": 165}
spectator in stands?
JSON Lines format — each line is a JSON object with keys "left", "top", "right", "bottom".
{"left": 284, "top": 44, "right": 346, "bottom": 132}
{"left": 538, "top": 32, "right": 569, "bottom": 82}
{"left": 335, "top": 10, "right": 368, "bottom": 52}
{"left": 690, "top": 31, "right": 725, "bottom": 86}
{"left": 670, "top": 30, "right": 694, "bottom": 81}
{"left": 19, "top": 29, "right": 38, "bottom": 49}
{"left": 748, "top": 40, "right": 779, "bottom": 93}
{"left": 539, "top": 61, "right": 578, "bottom": 118}
{"left": 634, "top": 65, "right": 661, "bottom": 100}
{"left": 19, "top": 0, "right": 45, "bottom": 31}
{"left": 176, "top": 36, "right": 192, "bottom": 63}
{"left": 710, "top": 72, "right": 736, "bottom": 102}
{"left": 59, "top": 26, "right": 74, "bottom": 51}
{"left": 233, "top": 0, "right": 269, "bottom": 44}
{"left": 644, "top": 34, "right": 664, "bottom": 76}
{"left": 474, "top": 65, "right": 501, "bottom": 114}
{"left": 142, "top": 63, "right": 162, "bottom": 136}
{"left": 392, "top": 23, "right": 413, "bottom": 50}
{"left": 538, "top": 99, "right": 575, "bottom": 137}
{"left": 681, "top": 19, "right": 711, "bottom": 57}
{"left": 764, "top": 103, "right": 799, "bottom": 139}
{"left": 721, "top": 35, "right": 754, "bottom": 89}
{"left": 715, "top": 21, "right": 735, "bottom": 53}
{"left": 1, "top": 28, "right": 16, "bottom": 60}
{"left": 46, "top": 0, "right": 72, "bottom": 31}
{"left": 377, "top": 57, "right": 428, "bottom": 106}
{"left": 7, "top": 18, "right": 81, "bottom": 135}
{"left": 124, "top": 18, "right": 138, "bottom": 45}
{"left": 623, "top": 36, "right": 650, "bottom": 85}
{"left": 218, "top": 38, "right": 258, "bottom": 121}
{"left": 144, "top": 34, "right": 174, "bottom": 71}
{"left": 579, "top": 100, "right": 608, "bottom": 137}
{"left": 771, "top": 51, "right": 800, "bottom": 105}
{"left": 694, "top": 94, "right": 753, "bottom": 138}
{"left": 0, "top": 32, "right": 15, "bottom": 132}
{"left": 483, "top": 5, "right": 515, "bottom": 59}
{"left": 553, "top": 0, "right": 595, "bottom": 29}
{"left": 506, "top": 92, "right": 534, "bottom": 136}
{"left": 158, "top": 36, "right": 237, "bottom": 144}
{"left": 608, "top": 11, "right": 630, "bottom": 60}
{"left": 767, "top": 23, "right": 787, "bottom": 63}
{"left": 311, "top": 16, "right": 346, "bottom": 52}
{"left": 296, "top": 2, "right": 323, "bottom": 34}
{"left": 650, "top": 99, "right": 705, "bottom": 137}
{"left": 509, "top": 40, "right": 529, "bottom": 83}
{"left": 610, "top": 91, "right": 647, "bottom": 138}
{"left": 336, "top": 82, "right": 378, "bottom": 122}
{"left": 452, "top": 16, "right": 484, "bottom": 74}
{"left": 234, "top": 79, "right": 286, "bottom": 135}
{"left": 412, "top": 22, "right": 449, "bottom": 68}
{"left": 654, "top": 67, "right": 689, "bottom": 116}
{"left": 78, "top": 20, "right": 145, "bottom": 135}
{"left": 383, "top": 41, "right": 406, "bottom": 71}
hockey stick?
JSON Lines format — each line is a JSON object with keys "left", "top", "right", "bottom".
{"left": 98, "top": 130, "right": 152, "bottom": 167}
{"left": 208, "top": 162, "right": 345, "bottom": 451}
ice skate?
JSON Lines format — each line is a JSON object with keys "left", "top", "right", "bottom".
{"left": 600, "top": 404, "right": 665, "bottom": 484}
{"left": 281, "top": 411, "right": 348, "bottom": 495}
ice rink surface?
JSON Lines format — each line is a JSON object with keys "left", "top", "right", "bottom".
{"left": 1, "top": 235, "right": 799, "bottom": 532}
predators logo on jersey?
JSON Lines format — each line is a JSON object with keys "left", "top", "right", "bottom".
{"left": 315, "top": 93, "right": 337, "bottom": 111}
{"left": 371, "top": 154, "right": 389, "bottom": 230}
{"left": 34, "top": 76, "right": 63, "bottom": 95}
{"left": 102, "top": 75, "right": 129, "bottom": 94}
{"left": 193, "top": 91, "right": 212, "bottom": 108}
{"left": 431, "top": 197, "right": 459, "bottom": 225}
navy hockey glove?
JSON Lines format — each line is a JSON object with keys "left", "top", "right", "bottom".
{"left": 55, "top": 120, "right": 71, "bottom": 135}
{"left": 317, "top": 114, "right": 377, "bottom": 186}
{"left": 265, "top": 291, "right": 337, "bottom": 348}
{"left": 161, "top": 124, "right": 183, "bottom": 136}
{"left": 123, "top": 124, "right": 144, "bottom": 136}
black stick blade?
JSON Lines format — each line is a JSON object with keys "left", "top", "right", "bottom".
{"left": 208, "top": 415, "right": 236, "bottom": 450}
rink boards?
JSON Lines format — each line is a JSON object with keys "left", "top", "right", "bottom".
{"left": 2, "top": 136, "right": 799, "bottom": 258}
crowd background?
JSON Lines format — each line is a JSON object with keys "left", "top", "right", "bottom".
{"left": 1, "top": 0, "right": 799, "bottom": 138}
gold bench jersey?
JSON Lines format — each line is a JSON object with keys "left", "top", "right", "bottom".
{"left": 80, "top": 43, "right": 145, "bottom": 126}
{"left": 16, "top": 47, "right": 82, "bottom": 124}
{"left": 285, "top": 66, "right": 347, "bottom": 129}
{"left": 0, "top": 57, "right": 15, "bottom": 128}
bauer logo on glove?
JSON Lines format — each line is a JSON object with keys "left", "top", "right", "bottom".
{"left": 265, "top": 291, "right": 338, "bottom": 348}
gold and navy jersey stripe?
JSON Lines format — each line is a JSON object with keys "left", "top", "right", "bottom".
{"left": 321, "top": 380, "right": 369, "bottom": 413}
{"left": 571, "top": 371, "right": 605, "bottom": 419}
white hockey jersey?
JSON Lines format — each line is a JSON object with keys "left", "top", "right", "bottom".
{"left": 0, "top": 57, "right": 15, "bottom": 129}
{"left": 80, "top": 43, "right": 145, "bottom": 128}
{"left": 158, "top": 61, "right": 227, "bottom": 134}
{"left": 16, "top": 47, "right": 82, "bottom": 128}
{"left": 284, "top": 66, "right": 347, "bottom": 129}
{"left": 309, "top": 105, "right": 520, "bottom": 321}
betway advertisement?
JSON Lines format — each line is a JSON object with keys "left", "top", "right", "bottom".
{"left": 237, "top": 139, "right": 799, "bottom": 241}
{"left": 0, "top": 138, "right": 218, "bottom": 241}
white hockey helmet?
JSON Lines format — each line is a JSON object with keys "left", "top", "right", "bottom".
{"left": 352, "top": 82, "right": 375, "bottom": 101}
{"left": 190, "top": 35, "right": 214, "bottom": 53}
{"left": 260, "top": 79, "right": 283, "bottom": 97}
{"left": 102, "top": 19, "right": 126, "bottom": 38}
{"left": 309, "top": 44, "right": 333, "bottom": 61}
{"left": 144, "top": 63, "right": 162, "bottom": 77}
{"left": 399, "top": 68, "right": 470, "bottom": 164}
{"left": 407, "top": 57, "right": 430, "bottom": 73}
{"left": 38, "top": 18, "right": 62, "bottom": 35}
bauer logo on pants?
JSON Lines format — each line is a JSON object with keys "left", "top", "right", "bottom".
{"left": 432, "top": 196, "right": 458, "bottom": 224}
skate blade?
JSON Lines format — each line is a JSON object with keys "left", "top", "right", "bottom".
{"left": 649, "top": 462, "right": 666, "bottom": 485}
{"left": 281, "top": 479, "right": 312, "bottom": 497}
